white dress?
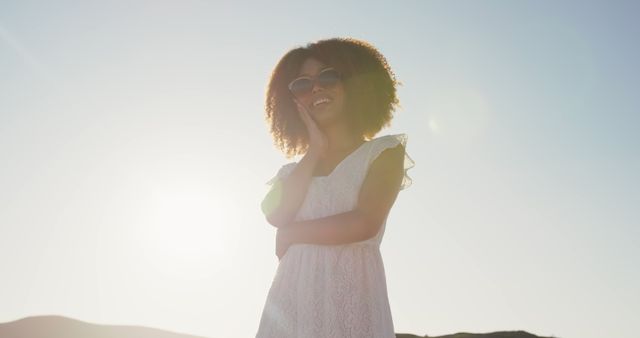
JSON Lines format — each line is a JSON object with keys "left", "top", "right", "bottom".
{"left": 256, "top": 133, "right": 414, "bottom": 338}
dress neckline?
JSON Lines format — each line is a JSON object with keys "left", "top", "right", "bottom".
{"left": 311, "top": 139, "right": 371, "bottom": 179}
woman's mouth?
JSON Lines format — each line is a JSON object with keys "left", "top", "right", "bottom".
{"left": 313, "top": 97, "right": 331, "bottom": 107}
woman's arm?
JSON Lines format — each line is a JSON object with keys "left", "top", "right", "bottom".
{"left": 262, "top": 151, "right": 321, "bottom": 228}
{"left": 263, "top": 98, "right": 328, "bottom": 229}
{"left": 278, "top": 144, "right": 405, "bottom": 246}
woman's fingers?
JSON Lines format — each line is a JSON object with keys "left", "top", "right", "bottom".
{"left": 294, "top": 99, "right": 327, "bottom": 157}
{"left": 297, "top": 102, "right": 312, "bottom": 123}
{"left": 297, "top": 104, "right": 309, "bottom": 123}
{"left": 298, "top": 103, "right": 319, "bottom": 134}
{"left": 294, "top": 99, "right": 307, "bottom": 115}
{"left": 296, "top": 102, "right": 311, "bottom": 125}
{"left": 297, "top": 103, "right": 319, "bottom": 130}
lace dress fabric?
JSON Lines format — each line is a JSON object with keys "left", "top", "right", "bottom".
{"left": 256, "top": 133, "right": 414, "bottom": 338}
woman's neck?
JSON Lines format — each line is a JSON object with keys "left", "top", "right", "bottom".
{"left": 321, "top": 124, "right": 364, "bottom": 153}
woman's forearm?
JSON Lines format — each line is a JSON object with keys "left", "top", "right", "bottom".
{"left": 279, "top": 209, "right": 378, "bottom": 245}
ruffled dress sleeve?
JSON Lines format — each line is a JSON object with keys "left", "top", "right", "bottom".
{"left": 265, "top": 162, "right": 298, "bottom": 186}
{"left": 365, "top": 133, "right": 415, "bottom": 190}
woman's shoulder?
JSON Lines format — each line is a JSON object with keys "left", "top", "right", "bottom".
{"left": 265, "top": 161, "right": 298, "bottom": 186}
{"left": 365, "top": 133, "right": 414, "bottom": 190}
{"left": 367, "top": 133, "right": 408, "bottom": 151}
{"left": 371, "top": 133, "right": 407, "bottom": 142}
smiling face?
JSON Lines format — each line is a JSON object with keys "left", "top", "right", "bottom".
{"left": 292, "top": 57, "right": 347, "bottom": 128}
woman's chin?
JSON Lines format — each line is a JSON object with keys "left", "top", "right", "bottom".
{"left": 311, "top": 107, "right": 331, "bottom": 120}
{"left": 311, "top": 105, "right": 326, "bottom": 114}
{"left": 314, "top": 112, "right": 344, "bottom": 128}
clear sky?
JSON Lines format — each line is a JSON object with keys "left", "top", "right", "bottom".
{"left": 1, "top": 1, "right": 638, "bottom": 338}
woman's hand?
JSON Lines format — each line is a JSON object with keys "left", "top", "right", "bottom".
{"left": 276, "top": 227, "right": 292, "bottom": 261}
{"left": 295, "top": 98, "right": 328, "bottom": 160}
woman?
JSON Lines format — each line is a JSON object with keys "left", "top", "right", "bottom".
{"left": 257, "top": 37, "right": 414, "bottom": 338}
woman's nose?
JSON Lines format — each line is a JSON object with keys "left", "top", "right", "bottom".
{"left": 311, "top": 82, "right": 324, "bottom": 94}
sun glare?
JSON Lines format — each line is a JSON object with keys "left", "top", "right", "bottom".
{"left": 425, "top": 87, "right": 491, "bottom": 145}
{"left": 132, "top": 179, "right": 234, "bottom": 280}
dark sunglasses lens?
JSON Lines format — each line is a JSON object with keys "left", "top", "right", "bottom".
{"left": 290, "top": 78, "right": 312, "bottom": 95}
{"left": 289, "top": 69, "right": 340, "bottom": 95}
{"left": 318, "top": 69, "right": 340, "bottom": 86}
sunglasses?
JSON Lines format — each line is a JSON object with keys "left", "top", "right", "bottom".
{"left": 288, "top": 68, "right": 341, "bottom": 97}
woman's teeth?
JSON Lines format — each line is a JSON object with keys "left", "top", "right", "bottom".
{"left": 313, "top": 98, "right": 330, "bottom": 107}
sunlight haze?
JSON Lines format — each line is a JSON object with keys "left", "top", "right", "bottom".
{"left": 1, "top": 1, "right": 638, "bottom": 338}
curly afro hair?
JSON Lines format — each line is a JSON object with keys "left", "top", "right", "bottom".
{"left": 265, "top": 37, "right": 401, "bottom": 158}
